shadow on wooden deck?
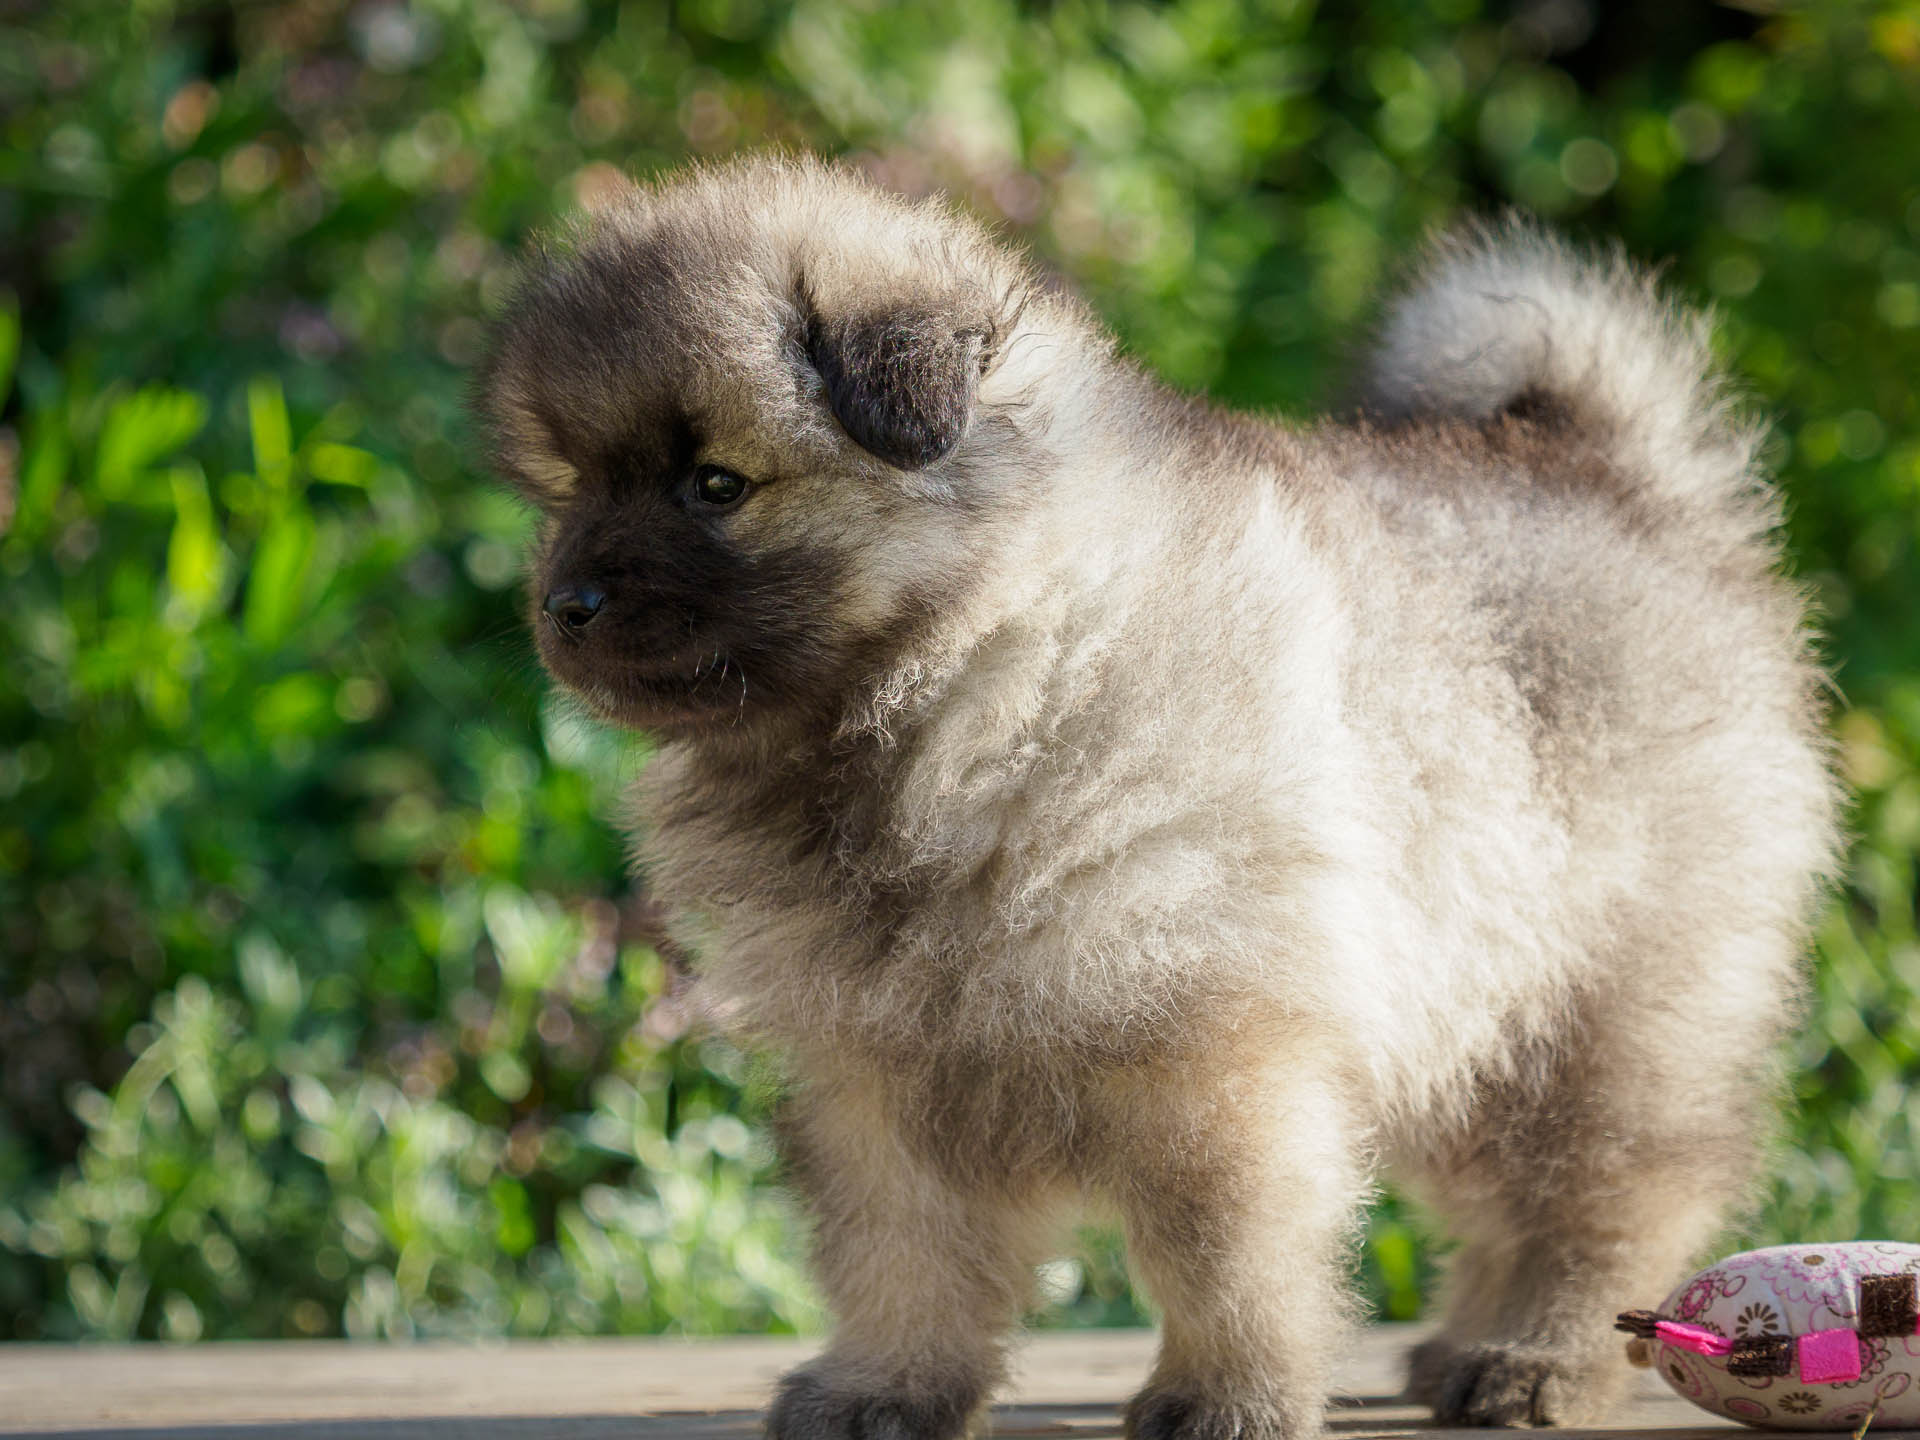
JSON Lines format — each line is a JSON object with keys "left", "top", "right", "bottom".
{"left": 0, "top": 1326, "right": 1778, "bottom": 1439}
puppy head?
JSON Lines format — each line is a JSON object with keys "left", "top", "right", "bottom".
{"left": 476, "top": 156, "right": 1041, "bottom": 740}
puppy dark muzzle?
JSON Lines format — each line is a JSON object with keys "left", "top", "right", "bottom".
{"left": 542, "top": 584, "right": 605, "bottom": 639}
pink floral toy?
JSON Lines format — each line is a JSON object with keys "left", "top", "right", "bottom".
{"left": 1617, "top": 1243, "right": 1920, "bottom": 1429}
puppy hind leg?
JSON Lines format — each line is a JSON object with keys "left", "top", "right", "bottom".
{"left": 766, "top": 1078, "right": 1061, "bottom": 1440}
{"left": 1400, "top": 1241, "right": 1521, "bottom": 1409}
{"left": 1408, "top": 944, "right": 1793, "bottom": 1428}
{"left": 1107, "top": 1057, "right": 1369, "bottom": 1440}
{"left": 1417, "top": 1144, "right": 1744, "bottom": 1428}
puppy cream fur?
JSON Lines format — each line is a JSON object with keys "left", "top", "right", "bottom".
{"left": 479, "top": 157, "right": 1839, "bottom": 1440}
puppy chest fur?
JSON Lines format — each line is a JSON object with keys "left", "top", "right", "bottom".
{"left": 480, "top": 156, "right": 1840, "bottom": 1440}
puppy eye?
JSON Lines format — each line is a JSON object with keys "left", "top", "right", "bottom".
{"left": 692, "top": 464, "right": 750, "bottom": 508}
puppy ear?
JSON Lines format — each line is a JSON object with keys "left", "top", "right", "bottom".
{"left": 805, "top": 305, "right": 991, "bottom": 470}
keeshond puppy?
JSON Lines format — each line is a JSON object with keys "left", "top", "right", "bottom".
{"left": 477, "top": 156, "right": 1838, "bottom": 1439}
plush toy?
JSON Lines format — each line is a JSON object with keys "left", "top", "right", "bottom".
{"left": 1617, "top": 1243, "right": 1920, "bottom": 1430}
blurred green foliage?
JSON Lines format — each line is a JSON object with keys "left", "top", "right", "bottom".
{"left": 1, "top": 0, "right": 1917, "bottom": 1341}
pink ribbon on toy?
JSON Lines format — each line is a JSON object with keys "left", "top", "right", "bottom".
{"left": 1654, "top": 1321, "right": 1734, "bottom": 1358}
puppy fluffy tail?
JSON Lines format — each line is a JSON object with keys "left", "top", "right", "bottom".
{"left": 1354, "top": 217, "right": 1775, "bottom": 550}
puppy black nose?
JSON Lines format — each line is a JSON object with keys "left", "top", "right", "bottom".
{"left": 542, "top": 584, "right": 605, "bottom": 635}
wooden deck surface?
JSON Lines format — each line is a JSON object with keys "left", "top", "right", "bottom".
{"left": 0, "top": 1324, "right": 1843, "bottom": 1439}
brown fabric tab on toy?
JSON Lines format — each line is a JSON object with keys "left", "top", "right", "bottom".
{"left": 1858, "top": 1274, "right": 1920, "bottom": 1337}
{"left": 1614, "top": 1309, "right": 1661, "bottom": 1339}
{"left": 1728, "top": 1334, "right": 1795, "bottom": 1377}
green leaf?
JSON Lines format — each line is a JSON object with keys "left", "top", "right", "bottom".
{"left": 243, "top": 507, "right": 315, "bottom": 647}
{"left": 253, "top": 672, "right": 332, "bottom": 736}
{"left": 95, "top": 386, "right": 207, "bottom": 501}
{"left": 238, "top": 931, "right": 305, "bottom": 1023}
{"left": 13, "top": 412, "right": 70, "bottom": 540}
{"left": 165, "top": 463, "right": 224, "bottom": 619}
{"left": 306, "top": 442, "right": 379, "bottom": 488}
{"left": 489, "top": 1179, "right": 536, "bottom": 1258}
{"left": 480, "top": 1051, "right": 531, "bottom": 1104}
{"left": 0, "top": 291, "right": 18, "bottom": 408}
{"left": 247, "top": 374, "right": 295, "bottom": 492}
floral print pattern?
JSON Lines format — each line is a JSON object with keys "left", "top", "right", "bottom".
{"left": 1676, "top": 1273, "right": 1721, "bottom": 1321}
{"left": 1753, "top": 1248, "right": 1858, "bottom": 1314}
{"left": 1735, "top": 1302, "right": 1784, "bottom": 1337}
{"left": 1649, "top": 1243, "right": 1920, "bottom": 1430}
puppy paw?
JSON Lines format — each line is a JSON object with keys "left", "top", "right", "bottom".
{"left": 1429, "top": 1343, "right": 1610, "bottom": 1428}
{"left": 1123, "top": 1387, "right": 1306, "bottom": 1440}
{"left": 1402, "top": 1333, "right": 1458, "bottom": 1408}
{"left": 766, "top": 1369, "right": 976, "bottom": 1440}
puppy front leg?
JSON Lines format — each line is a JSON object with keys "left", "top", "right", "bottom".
{"left": 1107, "top": 1058, "right": 1366, "bottom": 1440}
{"left": 767, "top": 1077, "right": 1055, "bottom": 1440}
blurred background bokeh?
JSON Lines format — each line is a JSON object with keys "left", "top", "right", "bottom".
{"left": 3, "top": 0, "right": 1918, "bottom": 1344}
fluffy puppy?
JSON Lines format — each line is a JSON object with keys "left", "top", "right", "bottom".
{"left": 477, "top": 155, "right": 1839, "bottom": 1439}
